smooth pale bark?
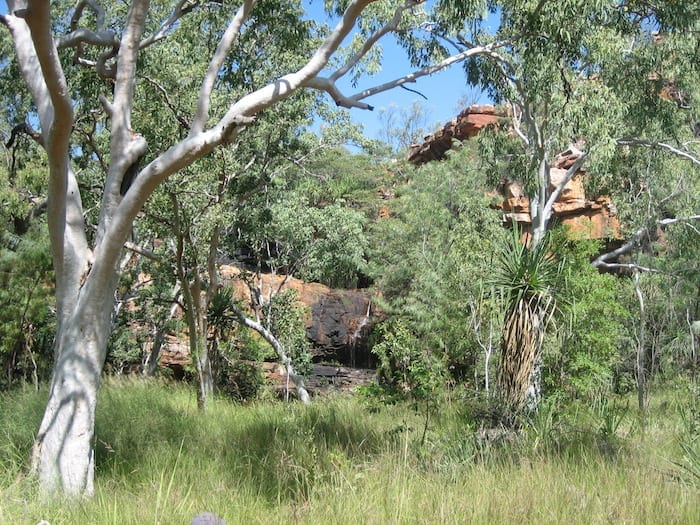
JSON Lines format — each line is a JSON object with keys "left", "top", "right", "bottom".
{"left": 633, "top": 271, "right": 648, "bottom": 419}
{"left": 32, "top": 269, "right": 118, "bottom": 495}
{"left": 232, "top": 304, "right": 311, "bottom": 404}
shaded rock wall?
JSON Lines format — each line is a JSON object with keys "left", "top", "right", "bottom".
{"left": 219, "top": 266, "right": 377, "bottom": 367}
{"left": 155, "top": 267, "right": 378, "bottom": 392}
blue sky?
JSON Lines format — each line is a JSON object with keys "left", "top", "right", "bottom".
{"left": 304, "top": 1, "right": 491, "bottom": 140}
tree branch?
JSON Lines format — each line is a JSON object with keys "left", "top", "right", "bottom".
{"left": 347, "top": 41, "right": 508, "bottom": 105}
{"left": 55, "top": 28, "right": 118, "bottom": 50}
{"left": 592, "top": 216, "right": 700, "bottom": 271}
{"left": 105, "top": 0, "right": 377, "bottom": 273}
{"left": 141, "top": 74, "right": 191, "bottom": 131}
{"left": 616, "top": 137, "right": 700, "bottom": 166}
{"left": 56, "top": 0, "right": 118, "bottom": 79}
{"left": 5, "top": 122, "right": 43, "bottom": 148}
{"left": 329, "top": 0, "right": 416, "bottom": 82}
{"left": 5, "top": 0, "right": 90, "bottom": 327}
{"left": 223, "top": 0, "right": 376, "bottom": 120}
{"left": 97, "top": 0, "right": 150, "bottom": 249}
{"left": 230, "top": 301, "right": 310, "bottom": 404}
{"left": 304, "top": 77, "right": 375, "bottom": 110}
{"left": 191, "top": 0, "right": 257, "bottom": 134}
{"left": 543, "top": 151, "right": 588, "bottom": 217}
{"left": 124, "top": 241, "right": 161, "bottom": 262}
{"left": 140, "top": 0, "right": 199, "bottom": 49}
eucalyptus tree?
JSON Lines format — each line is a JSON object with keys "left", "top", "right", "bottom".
{"left": 124, "top": 2, "right": 327, "bottom": 410}
{"left": 1, "top": 0, "right": 520, "bottom": 495}
{"left": 446, "top": 0, "right": 700, "bottom": 410}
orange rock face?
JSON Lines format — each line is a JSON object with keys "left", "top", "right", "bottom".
{"left": 407, "top": 104, "right": 505, "bottom": 164}
{"left": 409, "top": 111, "right": 621, "bottom": 240}
{"left": 495, "top": 149, "right": 620, "bottom": 239}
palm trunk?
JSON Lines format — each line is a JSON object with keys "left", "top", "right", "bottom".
{"left": 498, "top": 297, "right": 546, "bottom": 411}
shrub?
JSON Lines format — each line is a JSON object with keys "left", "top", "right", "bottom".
{"left": 217, "top": 359, "right": 264, "bottom": 402}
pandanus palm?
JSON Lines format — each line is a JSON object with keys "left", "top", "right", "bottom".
{"left": 493, "top": 228, "right": 562, "bottom": 411}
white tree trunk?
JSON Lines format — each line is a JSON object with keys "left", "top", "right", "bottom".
{"left": 32, "top": 274, "right": 116, "bottom": 496}
{"left": 194, "top": 334, "right": 214, "bottom": 411}
{"left": 633, "top": 271, "right": 648, "bottom": 418}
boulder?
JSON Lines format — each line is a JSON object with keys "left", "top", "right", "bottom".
{"left": 191, "top": 513, "right": 227, "bottom": 525}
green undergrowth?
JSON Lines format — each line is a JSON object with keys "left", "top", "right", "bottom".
{"left": 0, "top": 378, "right": 698, "bottom": 524}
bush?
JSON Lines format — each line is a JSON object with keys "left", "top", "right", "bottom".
{"left": 372, "top": 318, "right": 448, "bottom": 402}
{"left": 217, "top": 359, "right": 264, "bottom": 401}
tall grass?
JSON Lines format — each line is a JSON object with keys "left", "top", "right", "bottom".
{"left": 1, "top": 378, "right": 698, "bottom": 524}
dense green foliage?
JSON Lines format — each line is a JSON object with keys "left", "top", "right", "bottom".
{"left": 370, "top": 146, "right": 507, "bottom": 384}
{"left": 0, "top": 226, "right": 54, "bottom": 388}
{"left": 547, "top": 236, "right": 630, "bottom": 399}
{"left": 0, "top": 0, "right": 695, "bottom": 390}
{"left": 0, "top": 131, "right": 54, "bottom": 388}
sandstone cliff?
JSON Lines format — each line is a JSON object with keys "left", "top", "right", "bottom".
{"left": 408, "top": 105, "right": 620, "bottom": 240}
{"left": 408, "top": 104, "right": 505, "bottom": 165}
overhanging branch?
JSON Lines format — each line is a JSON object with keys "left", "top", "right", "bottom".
{"left": 191, "top": 0, "right": 257, "bottom": 134}
{"left": 230, "top": 301, "right": 311, "bottom": 404}
{"left": 140, "top": 0, "right": 199, "bottom": 49}
{"left": 308, "top": 40, "right": 509, "bottom": 110}
{"left": 329, "top": 0, "right": 417, "bottom": 82}
{"left": 592, "top": 216, "right": 700, "bottom": 272}
{"left": 616, "top": 137, "right": 700, "bottom": 167}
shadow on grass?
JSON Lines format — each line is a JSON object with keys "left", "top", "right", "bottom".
{"left": 93, "top": 381, "right": 399, "bottom": 503}
{"left": 0, "top": 385, "right": 48, "bottom": 473}
{"left": 418, "top": 391, "right": 635, "bottom": 473}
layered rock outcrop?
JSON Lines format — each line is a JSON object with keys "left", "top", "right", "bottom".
{"left": 408, "top": 105, "right": 506, "bottom": 164}
{"left": 409, "top": 105, "right": 620, "bottom": 240}
{"left": 494, "top": 148, "right": 621, "bottom": 239}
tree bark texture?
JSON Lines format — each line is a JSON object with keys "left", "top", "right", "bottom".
{"left": 32, "top": 271, "right": 118, "bottom": 496}
{"left": 498, "top": 297, "right": 545, "bottom": 411}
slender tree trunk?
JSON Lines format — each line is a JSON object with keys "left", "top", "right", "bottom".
{"left": 181, "top": 283, "right": 214, "bottom": 412}
{"left": 144, "top": 325, "right": 164, "bottom": 376}
{"left": 633, "top": 271, "right": 648, "bottom": 419}
{"left": 195, "top": 334, "right": 214, "bottom": 411}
